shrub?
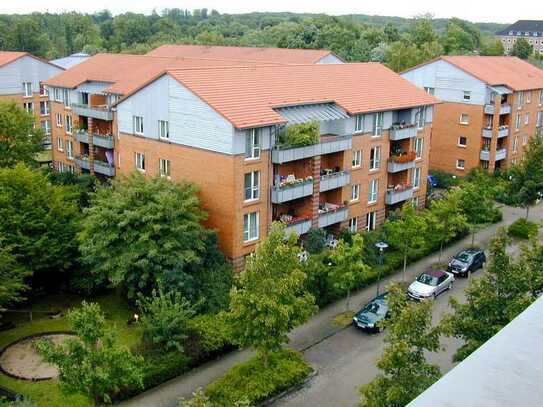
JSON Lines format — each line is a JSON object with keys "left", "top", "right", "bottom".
{"left": 508, "top": 219, "right": 539, "bottom": 239}
{"left": 139, "top": 349, "right": 191, "bottom": 391}
{"left": 304, "top": 228, "right": 327, "bottom": 254}
{"left": 277, "top": 121, "right": 319, "bottom": 147}
{"left": 203, "top": 349, "right": 312, "bottom": 406}
{"left": 429, "top": 170, "right": 461, "bottom": 189}
{"left": 188, "top": 313, "right": 232, "bottom": 354}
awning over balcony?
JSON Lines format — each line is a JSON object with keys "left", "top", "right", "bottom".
{"left": 489, "top": 85, "right": 512, "bottom": 95}
{"left": 274, "top": 103, "right": 349, "bottom": 124}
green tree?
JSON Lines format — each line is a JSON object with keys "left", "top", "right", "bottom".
{"left": 0, "top": 164, "right": 80, "bottom": 289}
{"left": 78, "top": 172, "right": 209, "bottom": 301}
{"left": 358, "top": 283, "right": 441, "bottom": 407}
{"left": 37, "top": 301, "right": 143, "bottom": 405}
{"left": 510, "top": 37, "right": 533, "bottom": 59}
{"left": 457, "top": 182, "right": 500, "bottom": 245}
{"left": 0, "top": 101, "right": 45, "bottom": 168}
{"left": 508, "top": 136, "right": 543, "bottom": 219}
{"left": 137, "top": 288, "right": 195, "bottom": 352}
{"left": 442, "top": 229, "right": 533, "bottom": 361}
{"left": 0, "top": 242, "right": 30, "bottom": 315}
{"left": 227, "top": 222, "right": 317, "bottom": 364}
{"left": 383, "top": 204, "right": 427, "bottom": 281}
{"left": 328, "top": 234, "right": 370, "bottom": 310}
{"left": 480, "top": 37, "right": 504, "bottom": 56}
{"left": 409, "top": 15, "right": 438, "bottom": 46}
{"left": 442, "top": 22, "right": 477, "bottom": 54}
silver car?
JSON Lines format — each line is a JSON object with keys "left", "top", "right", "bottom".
{"left": 407, "top": 270, "right": 454, "bottom": 300}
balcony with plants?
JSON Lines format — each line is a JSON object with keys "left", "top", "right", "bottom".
{"left": 388, "top": 142, "right": 416, "bottom": 173}
{"left": 273, "top": 197, "right": 313, "bottom": 236}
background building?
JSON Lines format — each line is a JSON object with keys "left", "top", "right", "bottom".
{"left": 496, "top": 20, "right": 543, "bottom": 54}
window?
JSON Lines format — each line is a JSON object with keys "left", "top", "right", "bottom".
{"left": 513, "top": 136, "right": 518, "bottom": 153}
{"left": 412, "top": 167, "right": 421, "bottom": 189}
{"left": 373, "top": 112, "right": 384, "bottom": 136}
{"left": 515, "top": 113, "right": 521, "bottom": 130}
{"left": 158, "top": 120, "right": 169, "bottom": 139}
{"left": 133, "top": 116, "right": 144, "bottom": 135}
{"left": 352, "top": 150, "right": 362, "bottom": 168}
{"left": 463, "top": 91, "right": 471, "bottom": 101}
{"left": 412, "top": 196, "right": 420, "bottom": 209}
{"left": 39, "top": 84, "right": 47, "bottom": 96}
{"left": 355, "top": 114, "right": 364, "bottom": 133}
{"left": 417, "top": 107, "right": 426, "bottom": 129}
{"left": 517, "top": 91, "right": 524, "bottom": 108}
{"left": 456, "top": 159, "right": 465, "bottom": 170}
{"left": 537, "top": 111, "right": 543, "bottom": 127}
{"left": 40, "top": 101, "right": 49, "bottom": 115}
{"left": 424, "top": 87, "right": 435, "bottom": 95}
{"left": 459, "top": 113, "right": 470, "bottom": 124}
{"left": 351, "top": 184, "right": 360, "bottom": 201}
{"left": 65, "top": 115, "right": 72, "bottom": 134}
{"left": 80, "top": 92, "right": 89, "bottom": 106}
{"left": 56, "top": 113, "right": 63, "bottom": 127}
{"left": 245, "top": 129, "right": 261, "bottom": 159}
{"left": 525, "top": 113, "right": 530, "bottom": 125}
{"left": 365, "top": 211, "right": 377, "bottom": 231}
{"left": 40, "top": 120, "right": 51, "bottom": 135}
{"left": 135, "top": 152, "right": 145, "bottom": 171}
{"left": 243, "top": 212, "right": 259, "bottom": 242}
{"left": 57, "top": 137, "right": 64, "bottom": 151}
{"left": 458, "top": 136, "right": 467, "bottom": 147}
{"left": 23, "top": 82, "right": 32, "bottom": 97}
{"left": 526, "top": 91, "right": 532, "bottom": 103}
{"left": 368, "top": 179, "right": 378, "bottom": 204}
{"left": 54, "top": 88, "right": 62, "bottom": 102}
{"left": 523, "top": 135, "right": 528, "bottom": 145}
{"left": 415, "top": 138, "right": 424, "bottom": 159}
{"left": 369, "top": 146, "right": 381, "bottom": 170}
{"left": 66, "top": 140, "right": 73, "bottom": 160}
{"left": 349, "top": 217, "right": 358, "bottom": 233}
{"left": 63, "top": 89, "right": 70, "bottom": 108}
{"left": 159, "top": 158, "right": 171, "bottom": 177}
{"left": 23, "top": 102, "right": 33, "bottom": 114}
{"left": 244, "top": 171, "right": 260, "bottom": 201}
{"left": 539, "top": 90, "right": 543, "bottom": 105}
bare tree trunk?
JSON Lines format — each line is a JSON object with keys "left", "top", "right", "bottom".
{"left": 526, "top": 205, "right": 530, "bottom": 220}
{"left": 346, "top": 289, "right": 351, "bottom": 311}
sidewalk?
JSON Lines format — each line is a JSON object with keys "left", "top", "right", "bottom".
{"left": 120, "top": 203, "right": 538, "bottom": 407}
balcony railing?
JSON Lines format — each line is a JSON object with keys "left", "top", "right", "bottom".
{"left": 72, "top": 103, "right": 113, "bottom": 121}
{"left": 482, "top": 128, "right": 493, "bottom": 138}
{"left": 318, "top": 204, "right": 348, "bottom": 228}
{"left": 387, "top": 151, "right": 417, "bottom": 173}
{"left": 319, "top": 171, "right": 350, "bottom": 192}
{"left": 271, "top": 134, "right": 352, "bottom": 164}
{"left": 74, "top": 156, "right": 115, "bottom": 176}
{"left": 386, "top": 187, "right": 414, "bottom": 205}
{"left": 497, "top": 127, "right": 509, "bottom": 138}
{"left": 480, "top": 149, "right": 490, "bottom": 161}
{"left": 484, "top": 104, "right": 495, "bottom": 115}
{"left": 389, "top": 125, "right": 417, "bottom": 141}
{"left": 75, "top": 130, "right": 115, "bottom": 149}
{"left": 271, "top": 179, "right": 313, "bottom": 204}
{"left": 499, "top": 104, "right": 511, "bottom": 115}
{"left": 75, "top": 156, "right": 90, "bottom": 170}
{"left": 495, "top": 148, "right": 507, "bottom": 161}
{"left": 283, "top": 217, "right": 312, "bottom": 237}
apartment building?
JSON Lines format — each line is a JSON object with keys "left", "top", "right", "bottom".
{"left": 0, "top": 51, "right": 64, "bottom": 154}
{"left": 111, "top": 63, "right": 436, "bottom": 268}
{"left": 496, "top": 20, "right": 543, "bottom": 54}
{"left": 402, "top": 56, "right": 543, "bottom": 176}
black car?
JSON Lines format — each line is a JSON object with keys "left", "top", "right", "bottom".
{"left": 447, "top": 248, "right": 486, "bottom": 277}
{"left": 353, "top": 293, "right": 389, "bottom": 332}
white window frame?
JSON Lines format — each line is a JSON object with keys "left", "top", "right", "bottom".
{"left": 517, "top": 91, "right": 524, "bottom": 108}
{"left": 159, "top": 158, "right": 171, "bottom": 178}
{"left": 369, "top": 146, "right": 381, "bottom": 170}
{"left": 66, "top": 140, "right": 74, "bottom": 160}
{"left": 537, "top": 111, "right": 543, "bottom": 127}
{"left": 525, "top": 112, "right": 530, "bottom": 125}
{"left": 354, "top": 114, "right": 364, "bottom": 133}
{"left": 417, "top": 107, "right": 426, "bottom": 129}
{"left": 513, "top": 136, "right": 518, "bottom": 153}
{"left": 40, "top": 101, "right": 49, "bottom": 116}
{"left": 39, "top": 84, "right": 48, "bottom": 97}
{"left": 57, "top": 137, "right": 64, "bottom": 152}
{"left": 244, "top": 170, "right": 260, "bottom": 202}
{"left": 515, "top": 113, "right": 521, "bottom": 130}
{"left": 539, "top": 90, "right": 543, "bottom": 106}
{"left": 65, "top": 115, "right": 72, "bottom": 134}
{"left": 526, "top": 91, "right": 531, "bottom": 103}
{"left": 373, "top": 112, "right": 384, "bottom": 136}
{"left": 133, "top": 116, "right": 144, "bottom": 136}
{"left": 368, "top": 179, "right": 378, "bottom": 204}
{"left": 456, "top": 159, "right": 465, "bottom": 170}
{"left": 23, "top": 102, "right": 33, "bottom": 114}
{"left": 243, "top": 212, "right": 259, "bottom": 242}
{"left": 415, "top": 137, "right": 424, "bottom": 159}
{"left": 424, "top": 87, "right": 435, "bottom": 95}
{"left": 41, "top": 120, "right": 51, "bottom": 135}
{"left": 365, "top": 211, "right": 376, "bottom": 231}
{"left": 522, "top": 135, "right": 528, "bottom": 146}
{"left": 351, "top": 184, "right": 360, "bottom": 202}
{"left": 54, "top": 88, "right": 62, "bottom": 102}
{"left": 458, "top": 136, "right": 467, "bottom": 147}
{"left": 459, "top": 113, "right": 470, "bottom": 125}
{"left": 245, "top": 129, "right": 261, "bottom": 160}
{"left": 349, "top": 217, "right": 358, "bottom": 233}
{"left": 56, "top": 113, "right": 63, "bottom": 127}
{"left": 23, "top": 82, "right": 32, "bottom": 97}
{"left": 352, "top": 149, "right": 362, "bottom": 168}
{"left": 63, "top": 89, "right": 70, "bottom": 108}
{"left": 412, "top": 167, "right": 421, "bottom": 189}
{"left": 463, "top": 91, "right": 471, "bottom": 101}
{"left": 158, "top": 120, "right": 169, "bottom": 140}
{"left": 135, "top": 152, "right": 145, "bottom": 172}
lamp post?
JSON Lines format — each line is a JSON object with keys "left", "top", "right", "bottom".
{"left": 375, "top": 241, "right": 388, "bottom": 296}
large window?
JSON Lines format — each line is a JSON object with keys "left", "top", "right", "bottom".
{"left": 244, "top": 171, "right": 260, "bottom": 201}
{"left": 22, "top": 82, "right": 32, "bottom": 97}
{"left": 133, "top": 116, "right": 144, "bottom": 135}
{"left": 539, "top": 90, "right": 543, "bottom": 105}
{"left": 351, "top": 184, "right": 360, "bottom": 202}
{"left": 63, "top": 89, "right": 70, "bottom": 108}
{"left": 245, "top": 129, "right": 261, "bottom": 159}
{"left": 23, "top": 102, "right": 33, "bottom": 114}
{"left": 525, "top": 113, "right": 530, "bottom": 125}
{"left": 373, "top": 112, "right": 384, "bottom": 136}
{"left": 349, "top": 217, "right": 358, "bottom": 233}
{"left": 159, "top": 158, "right": 171, "bottom": 177}
{"left": 458, "top": 136, "right": 467, "bottom": 147}
{"left": 369, "top": 146, "right": 381, "bottom": 170}
{"left": 54, "top": 88, "right": 62, "bottom": 102}
{"left": 40, "top": 101, "right": 49, "bottom": 115}
{"left": 65, "top": 115, "right": 72, "bottom": 134}
{"left": 412, "top": 167, "right": 421, "bottom": 189}
{"left": 158, "top": 120, "right": 169, "bottom": 139}
{"left": 56, "top": 113, "right": 63, "bottom": 127}
{"left": 41, "top": 120, "right": 51, "bottom": 136}
{"left": 513, "top": 136, "right": 518, "bottom": 153}
{"left": 459, "top": 113, "right": 470, "bottom": 124}
{"left": 368, "top": 179, "right": 378, "bottom": 204}
{"left": 66, "top": 140, "right": 74, "bottom": 160}
{"left": 135, "top": 152, "right": 145, "bottom": 171}
{"left": 355, "top": 114, "right": 364, "bottom": 133}
{"left": 352, "top": 149, "right": 362, "bottom": 168}
{"left": 365, "top": 211, "right": 376, "bottom": 231}
{"left": 243, "top": 212, "right": 259, "bottom": 242}
{"left": 415, "top": 137, "right": 424, "bottom": 159}
{"left": 517, "top": 91, "right": 524, "bottom": 108}
{"left": 526, "top": 91, "right": 532, "bottom": 104}
{"left": 57, "top": 137, "right": 64, "bottom": 151}
{"left": 537, "top": 111, "right": 543, "bottom": 127}
{"left": 456, "top": 159, "right": 465, "bottom": 170}
{"left": 515, "top": 113, "right": 521, "bottom": 130}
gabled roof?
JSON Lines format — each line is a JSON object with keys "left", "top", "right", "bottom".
{"left": 147, "top": 44, "right": 342, "bottom": 64}
{"left": 403, "top": 56, "right": 543, "bottom": 91}
{"left": 51, "top": 53, "right": 90, "bottom": 69}
{"left": 0, "top": 51, "right": 63, "bottom": 71}
{"left": 161, "top": 63, "right": 438, "bottom": 129}
{"left": 496, "top": 20, "right": 543, "bottom": 35}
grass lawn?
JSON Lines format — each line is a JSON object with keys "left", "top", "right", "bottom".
{"left": 0, "top": 291, "right": 142, "bottom": 407}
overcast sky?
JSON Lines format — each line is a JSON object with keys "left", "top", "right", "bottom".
{"left": 1, "top": 0, "right": 540, "bottom": 24}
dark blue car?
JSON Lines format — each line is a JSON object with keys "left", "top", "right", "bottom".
{"left": 353, "top": 293, "right": 389, "bottom": 333}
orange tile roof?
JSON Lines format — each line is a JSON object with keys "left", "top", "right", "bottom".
{"left": 165, "top": 63, "right": 439, "bottom": 129}
{"left": 0, "top": 51, "right": 31, "bottom": 68}
{"left": 147, "top": 44, "right": 340, "bottom": 64}
{"left": 43, "top": 53, "right": 268, "bottom": 95}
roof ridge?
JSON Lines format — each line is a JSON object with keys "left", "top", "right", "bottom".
{"left": 153, "top": 43, "right": 333, "bottom": 54}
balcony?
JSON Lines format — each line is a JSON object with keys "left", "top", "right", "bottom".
{"left": 75, "top": 130, "right": 114, "bottom": 149}
{"left": 497, "top": 126, "right": 509, "bottom": 138}
{"left": 72, "top": 103, "right": 113, "bottom": 121}
{"left": 389, "top": 125, "right": 417, "bottom": 141}
{"left": 480, "top": 149, "right": 490, "bottom": 161}
{"left": 318, "top": 204, "right": 348, "bottom": 228}
{"left": 271, "top": 178, "right": 313, "bottom": 204}
{"left": 484, "top": 104, "right": 495, "bottom": 115}
{"left": 74, "top": 156, "right": 115, "bottom": 176}
{"left": 387, "top": 151, "right": 417, "bottom": 173}
{"left": 495, "top": 148, "right": 507, "bottom": 161}
{"left": 482, "top": 128, "right": 493, "bottom": 138}
{"left": 499, "top": 104, "right": 511, "bottom": 115}
{"left": 386, "top": 186, "right": 414, "bottom": 205}
{"left": 319, "top": 170, "right": 350, "bottom": 192}
{"left": 283, "top": 217, "right": 312, "bottom": 237}
{"left": 271, "top": 134, "right": 352, "bottom": 164}
{"left": 75, "top": 156, "right": 90, "bottom": 170}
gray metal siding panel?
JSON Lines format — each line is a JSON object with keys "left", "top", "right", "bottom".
{"left": 0, "top": 56, "right": 63, "bottom": 96}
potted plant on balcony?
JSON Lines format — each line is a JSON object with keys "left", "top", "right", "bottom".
{"left": 391, "top": 151, "right": 416, "bottom": 163}
{"left": 276, "top": 121, "right": 320, "bottom": 148}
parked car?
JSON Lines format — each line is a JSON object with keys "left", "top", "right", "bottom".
{"left": 407, "top": 270, "right": 454, "bottom": 300}
{"left": 447, "top": 248, "right": 486, "bottom": 277}
{"left": 353, "top": 293, "right": 389, "bottom": 332}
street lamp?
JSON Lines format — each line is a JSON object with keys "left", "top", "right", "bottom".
{"left": 375, "top": 241, "right": 388, "bottom": 296}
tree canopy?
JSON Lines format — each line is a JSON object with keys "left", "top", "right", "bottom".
{"left": 510, "top": 38, "right": 533, "bottom": 59}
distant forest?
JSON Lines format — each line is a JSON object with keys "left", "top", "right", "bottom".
{"left": 0, "top": 10, "right": 510, "bottom": 71}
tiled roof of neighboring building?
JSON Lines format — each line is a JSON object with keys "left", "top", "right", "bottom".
{"left": 51, "top": 52, "right": 90, "bottom": 69}
{"left": 496, "top": 20, "right": 543, "bottom": 35}
{"left": 147, "top": 44, "right": 342, "bottom": 64}
{"left": 164, "top": 63, "right": 439, "bottom": 129}
{"left": 0, "top": 51, "right": 27, "bottom": 68}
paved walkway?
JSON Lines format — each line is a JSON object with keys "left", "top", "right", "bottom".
{"left": 120, "top": 203, "right": 537, "bottom": 407}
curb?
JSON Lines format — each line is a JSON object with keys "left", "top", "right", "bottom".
{"left": 260, "top": 368, "right": 318, "bottom": 406}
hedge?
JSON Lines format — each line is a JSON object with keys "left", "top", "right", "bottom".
{"left": 508, "top": 218, "right": 539, "bottom": 239}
